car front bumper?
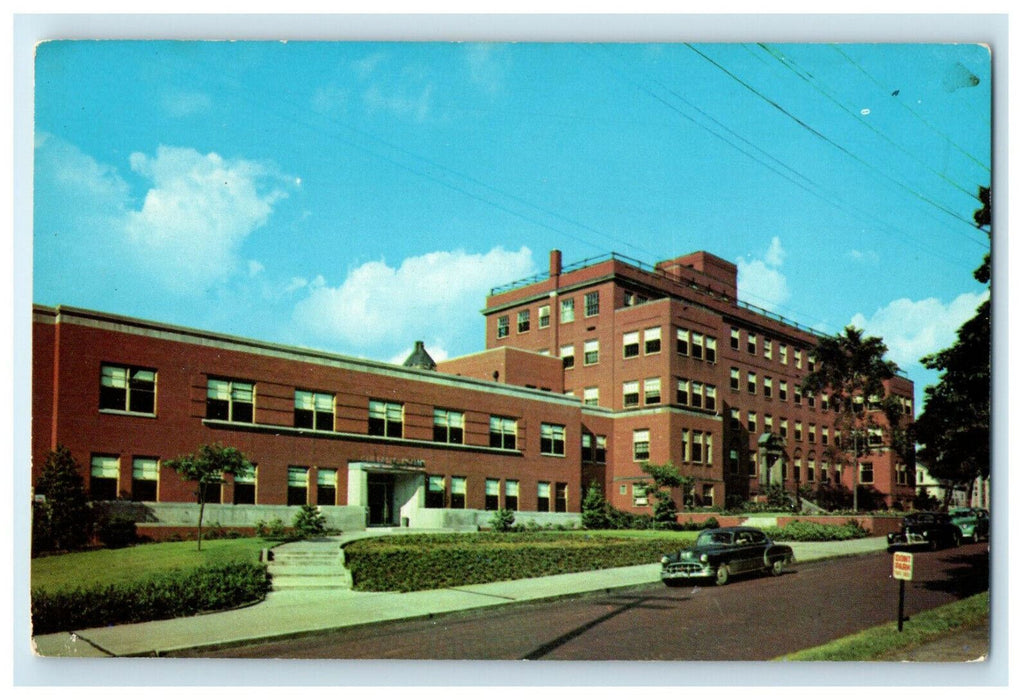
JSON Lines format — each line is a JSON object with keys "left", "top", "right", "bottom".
{"left": 660, "top": 561, "right": 715, "bottom": 581}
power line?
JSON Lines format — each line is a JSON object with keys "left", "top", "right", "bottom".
{"left": 684, "top": 43, "right": 989, "bottom": 250}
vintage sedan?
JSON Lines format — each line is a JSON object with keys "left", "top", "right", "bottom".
{"left": 950, "top": 507, "right": 990, "bottom": 543}
{"left": 660, "top": 526, "right": 794, "bottom": 586}
{"left": 886, "top": 511, "right": 963, "bottom": 551}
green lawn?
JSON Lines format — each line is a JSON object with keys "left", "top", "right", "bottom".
{"left": 31, "top": 538, "right": 275, "bottom": 592}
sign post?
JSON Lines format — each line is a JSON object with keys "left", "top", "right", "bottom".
{"left": 892, "top": 551, "right": 913, "bottom": 631}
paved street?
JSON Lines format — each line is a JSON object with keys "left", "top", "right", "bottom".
{"left": 179, "top": 543, "right": 989, "bottom": 660}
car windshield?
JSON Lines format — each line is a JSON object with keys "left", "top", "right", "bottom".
{"left": 696, "top": 531, "right": 732, "bottom": 547}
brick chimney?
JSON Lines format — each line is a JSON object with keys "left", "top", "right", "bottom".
{"left": 549, "top": 249, "right": 562, "bottom": 278}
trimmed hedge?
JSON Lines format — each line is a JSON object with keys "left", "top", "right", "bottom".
{"left": 31, "top": 561, "right": 270, "bottom": 635}
{"left": 343, "top": 533, "right": 696, "bottom": 592}
{"left": 764, "top": 520, "right": 869, "bottom": 541}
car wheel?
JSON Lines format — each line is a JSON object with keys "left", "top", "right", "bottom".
{"left": 769, "top": 559, "right": 785, "bottom": 577}
{"left": 715, "top": 564, "right": 730, "bottom": 586}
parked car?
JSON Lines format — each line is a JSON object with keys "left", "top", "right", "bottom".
{"left": 660, "top": 526, "right": 794, "bottom": 586}
{"left": 886, "top": 511, "right": 962, "bottom": 551}
{"left": 949, "top": 507, "right": 990, "bottom": 543}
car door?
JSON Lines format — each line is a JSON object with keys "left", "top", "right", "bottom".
{"left": 733, "top": 531, "right": 763, "bottom": 572}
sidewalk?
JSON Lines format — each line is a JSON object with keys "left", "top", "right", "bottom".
{"left": 33, "top": 536, "right": 893, "bottom": 658}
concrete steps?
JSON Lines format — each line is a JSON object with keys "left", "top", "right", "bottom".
{"left": 266, "top": 537, "right": 351, "bottom": 591}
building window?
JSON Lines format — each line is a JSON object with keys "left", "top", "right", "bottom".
{"left": 705, "top": 336, "right": 717, "bottom": 363}
{"left": 747, "top": 333, "right": 757, "bottom": 354}
{"left": 132, "top": 457, "right": 158, "bottom": 501}
{"left": 561, "top": 344, "right": 575, "bottom": 369}
{"left": 676, "top": 328, "right": 690, "bottom": 355}
{"left": 505, "top": 480, "right": 519, "bottom": 510}
{"left": 633, "top": 429, "right": 650, "bottom": 462}
{"left": 560, "top": 298, "right": 575, "bottom": 323}
{"left": 691, "top": 332, "right": 703, "bottom": 360}
{"left": 100, "top": 364, "right": 156, "bottom": 414}
{"left": 677, "top": 378, "right": 690, "bottom": 405}
{"left": 295, "top": 390, "right": 334, "bottom": 431}
{"left": 822, "top": 426, "right": 829, "bottom": 445}
{"left": 779, "top": 344, "right": 788, "bottom": 365}
{"left": 583, "top": 339, "right": 600, "bottom": 365}
{"left": 793, "top": 454, "right": 802, "bottom": 482}
{"left": 644, "top": 327, "right": 662, "bottom": 354}
{"left": 691, "top": 381, "right": 703, "bottom": 408}
{"left": 426, "top": 475, "right": 445, "bottom": 509}
{"left": 234, "top": 464, "right": 256, "bottom": 505}
{"left": 747, "top": 412, "right": 757, "bottom": 432}
{"left": 808, "top": 355, "right": 816, "bottom": 372}
{"left": 595, "top": 436, "right": 607, "bottom": 464}
{"left": 490, "top": 416, "right": 518, "bottom": 450}
{"left": 537, "top": 481, "right": 551, "bottom": 512}
{"left": 451, "top": 476, "right": 467, "bottom": 509}
{"left": 795, "top": 348, "right": 803, "bottom": 369}
{"left": 369, "top": 400, "right": 404, "bottom": 438}
{"left": 807, "top": 455, "right": 816, "bottom": 482}
{"left": 730, "top": 408, "right": 741, "bottom": 429}
{"left": 794, "top": 385, "right": 802, "bottom": 405}
{"left": 633, "top": 484, "right": 648, "bottom": 506}
{"left": 763, "top": 376, "right": 773, "bottom": 398}
{"left": 821, "top": 392, "right": 830, "bottom": 411}
{"left": 779, "top": 417, "right": 788, "bottom": 438}
{"left": 808, "top": 423, "right": 816, "bottom": 443}
{"left": 538, "top": 305, "right": 551, "bottom": 328}
{"left": 794, "top": 421, "right": 802, "bottom": 441}
{"left": 206, "top": 379, "right": 254, "bottom": 423}
{"left": 730, "top": 327, "right": 740, "bottom": 350}
{"left": 287, "top": 466, "right": 308, "bottom": 506}
{"left": 317, "top": 469, "right": 337, "bottom": 506}
{"left": 623, "top": 331, "right": 640, "bottom": 358}
{"left": 644, "top": 377, "right": 661, "bottom": 405}
{"left": 764, "top": 415, "right": 773, "bottom": 433}
{"left": 497, "top": 315, "right": 510, "bottom": 338}
{"left": 868, "top": 428, "right": 884, "bottom": 447}
{"left": 730, "top": 367, "right": 740, "bottom": 391}
{"left": 433, "top": 409, "right": 465, "bottom": 444}
{"left": 583, "top": 386, "right": 599, "bottom": 406}
{"left": 516, "top": 309, "right": 530, "bottom": 333}
{"left": 763, "top": 339, "right": 773, "bottom": 360}
{"left": 555, "top": 482, "right": 568, "bottom": 512}
{"left": 582, "top": 433, "right": 594, "bottom": 462}
{"left": 860, "top": 462, "right": 874, "bottom": 484}
{"left": 779, "top": 381, "right": 788, "bottom": 402}
{"left": 485, "top": 479, "right": 500, "bottom": 510}
{"left": 702, "top": 484, "right": 715, "bottom": 507}
{"left": 90, "top": 454, "right": 119, "bottom": 500}
{"left": 704, "top": 385, "right": 717, "bottom": 412}
{"left": 585, "top": 291, "right": 600, "bottom": 317}
{"left": 749, "top": 452, "right": 758, "bottom": 477}
{"left": 540, "top": 423, "right": 566, "bottom": 456}
{"left": 821, "top": 460, "right": 830, "bottom": 483}
{"left": 623, "top": 380, "right": 640, "bottom": 408}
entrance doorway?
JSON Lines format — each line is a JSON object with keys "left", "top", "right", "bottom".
{"left": 367, "top": 473, "right": 397, "bottom": 526}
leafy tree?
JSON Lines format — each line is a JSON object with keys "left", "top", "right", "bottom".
{"left": 636, "top": 462, "right": 693, "bottom": 527}
{"left": 915, "top": 185, "right": 991, "bottom": 502}
{"left": 33, "top": 445, "right": 93, "bottom": 553}
{"left": 292, "top": 504, "right": 327, "bottom": 539}
{"left": 166, "top": 443, "right": 252, "bottom": 551}
{"left": 802, "top": 327, "right": 899, "bottom": 512}
{"left": 489, "top": 507, "right": 516, "bottom": 532}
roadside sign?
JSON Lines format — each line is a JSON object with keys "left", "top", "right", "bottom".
{"left": 893, "top": 551, "right": 913, "bottom": 581}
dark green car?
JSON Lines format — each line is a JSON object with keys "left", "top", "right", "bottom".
{"left": 660, "top": 526, "right": 794, "bottom": 586}
{"left": 950, "top": 507, "right": 989, "bottom": 543}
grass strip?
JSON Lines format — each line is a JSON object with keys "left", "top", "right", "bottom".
{"left": 778, "top": 592, "right": 989, "bottom": 661}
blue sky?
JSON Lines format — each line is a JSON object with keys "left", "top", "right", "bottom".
{"left": 32, "top": 41, "right": 991, "bottom": 412}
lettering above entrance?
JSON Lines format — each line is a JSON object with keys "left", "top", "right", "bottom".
{"left": 355, "top": 457, "right": 426, "bottom": 472}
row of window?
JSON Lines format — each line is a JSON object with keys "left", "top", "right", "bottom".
{"left": 728, "top": 408, "right": 887, "bottom": 448}
{"left": 88, "top": 455, "right": 336, "bottom": 506}
{"left": 496, "top": 291, "right": 601, "bottom": 338}
{"left": 730, "top": 328, "right": 814, "bottom": 371}
{"left": 620, "top": 377, "right": 718, "bottom": 412}
{"left": 624, "top": 482, "right": 716, "bottom": 508}
{"left": 99, "top": 364, "right": 569, "bottom": 456}
{"left": 427, "top": 475, "right": 569, "bottom": 512}
{"left": 629, "top": 429, "right": 715, "bottom": 465}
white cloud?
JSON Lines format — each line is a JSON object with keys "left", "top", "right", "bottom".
{"left": 123, "top": 146, "right": 289, "bottom": 293}
{"left": 850, "top": 290, "right": 989, "bottom": 368}
{"left": 292, "top": 246, "right": 536, "bottom": 357}
{"left": 737, "top": 237, "right": 789, "bottom": 311}
{"left": 162, "top": 91, "right": 211, "bottom": 118}
{"left": 363, "top": 83, "right": 434, "bottom": 122}
{"left": 848, "top": 249, "right": 880, "bottom": 264}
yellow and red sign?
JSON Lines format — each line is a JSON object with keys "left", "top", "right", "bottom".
{"left": 893, "top": 551, "right": 914, "bottom": 581}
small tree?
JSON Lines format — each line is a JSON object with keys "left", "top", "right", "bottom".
{"left": 166, "top": 443, "right": 252, "bottom": 551}
{"left": 636, "top": 462, "right": 692, "bottom": 527}
{"left": 580, "top": 481, "right": 610, "bottom": 530}
{"left": 292, "top": 504, "right": 327, "bottom": 539}
{"left": 33, "top": 446, "right": 93, "bottom": 553}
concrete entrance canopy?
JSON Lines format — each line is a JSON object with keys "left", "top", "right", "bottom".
{"left": 348, "top": 461, "right": 426, "bottom": 527}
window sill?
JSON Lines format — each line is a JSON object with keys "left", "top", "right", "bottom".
{"left": 99, "top": 409, "right": 157, "bottom": 419}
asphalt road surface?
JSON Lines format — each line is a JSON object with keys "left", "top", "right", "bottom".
{"left": 186, "top": 542, "right": 990, "bottom": 660}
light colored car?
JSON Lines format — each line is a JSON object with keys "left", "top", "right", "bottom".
{"left": 660, "top": 526, "right": 794, "bottom": 586}
{"left": 950, "top": 507, "right": 989, "bottom": 543}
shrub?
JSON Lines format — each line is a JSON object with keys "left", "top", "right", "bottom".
{"left": 580, "top": 482, "right": 610, "bottom": 529}
{"left": 31, "top": 562, "right": 270, "bottom": 634}
{"left": 255, "top": 518, "right": 287, "bottom": 539}
{"left": 33, "top": 446, "right": 93, "bottom": 554}
{"left": 764, "top": 519, "right": 870, "bottom": 542}
{"left": 292, "top": 504, "right": 327, "bottom": 538}
{"left": 490, "top": 508, "right": 516, "bottom": 532}
{"left": 95, "top": 515, "right": 138, "bottom": 549}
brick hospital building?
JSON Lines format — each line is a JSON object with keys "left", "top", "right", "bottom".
{"left": 31, "top": 249, "right": 916, "bottom": 529}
